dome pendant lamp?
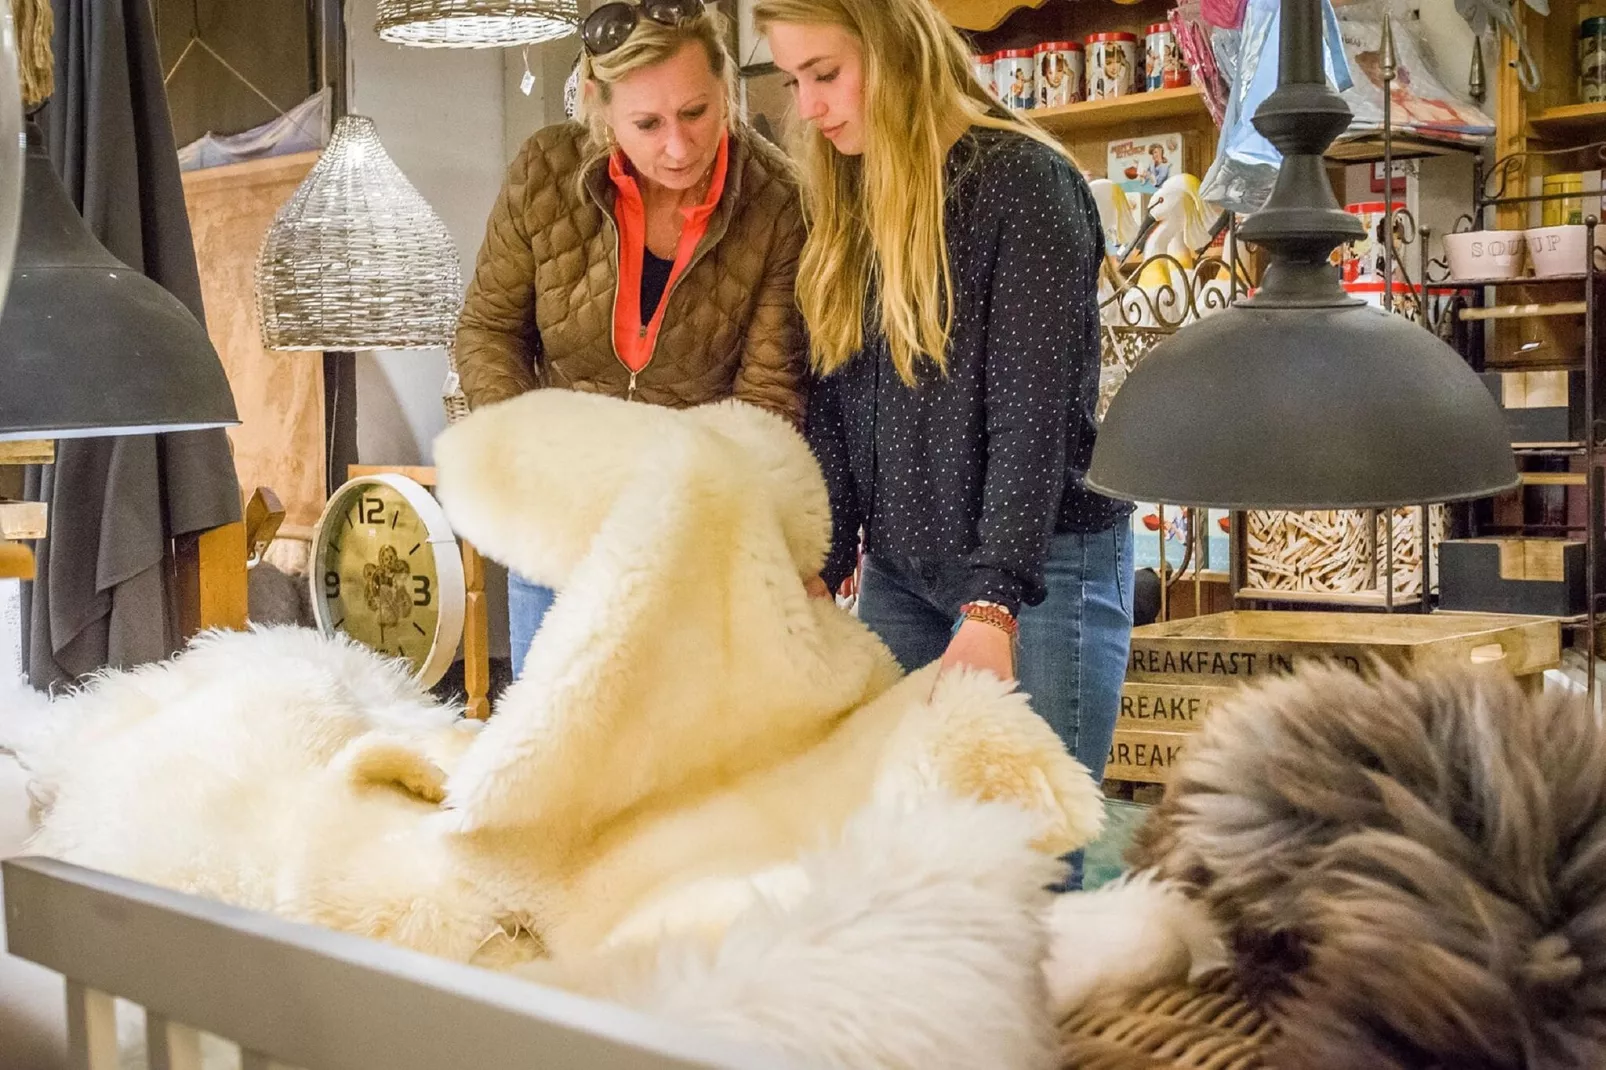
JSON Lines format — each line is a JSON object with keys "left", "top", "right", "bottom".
{"left": 1084, "top": 0, "right": 1516, "bottom": 510}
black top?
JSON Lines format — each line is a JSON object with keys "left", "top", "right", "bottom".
{"left": 641, "top": 249, "right": 675, "bottom": 325}
{"left": 807, "top": 127, "right": 1132, "bottom": 615}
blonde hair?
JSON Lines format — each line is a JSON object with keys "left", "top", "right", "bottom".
{"left": 753, "top": 0, "right": 1071, "bottom": 384}
{"left": 576, "top": 5, "right": 740, "bottom": 191}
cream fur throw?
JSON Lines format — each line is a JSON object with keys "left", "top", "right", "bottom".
{"left": 3, "top": 392, "right": 1103, "bottom": 1069}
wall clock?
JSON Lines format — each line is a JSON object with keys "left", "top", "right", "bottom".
{"left": 309, "top": 473, "right": 466, "bottom": 688}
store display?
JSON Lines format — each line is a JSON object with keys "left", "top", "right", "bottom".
{"left": 1244, "top": 506, "right": 1443, "bottom": 599}
{"left": 993, "top": 47, "right": 1036, "bottom": 109}
{"left": 310, "top": 473, "right": 467, "bottom": 688}
{"left": 1035, "top": 40, "right": 1082, "bottom": 107}
{"left": 1144, "top": 21, "right": 1189, "bottom": 89}
{"left": 1086, "top": 31, "right": 1138, "bottom": 98}
{"left": 1581, "top": 14, "right": 1605, "bottom": 103}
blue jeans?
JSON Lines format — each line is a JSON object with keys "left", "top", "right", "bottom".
{"left": 856, "top": 526, "right": 1135, "bottom": 890}
{"left": 507, "top": 573, "right": 557, "bottom": 679}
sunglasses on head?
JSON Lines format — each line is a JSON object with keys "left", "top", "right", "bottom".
{"left": 581, "top": 0, "right": 707, "bottom": 57}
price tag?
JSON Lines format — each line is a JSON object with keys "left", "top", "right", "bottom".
{"left": 520, "top": 68, "right": 536, "bottom": 96}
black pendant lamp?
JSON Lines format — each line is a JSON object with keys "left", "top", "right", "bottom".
{"left": 1084, "top": 0, "right": 1516, "bottom": 509}
{"left": 0, "top": 121, "right": 239, "bottom": 442}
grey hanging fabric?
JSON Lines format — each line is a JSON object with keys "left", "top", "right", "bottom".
{"left": 21, "top": 0, "right": 242, "bottom": 689}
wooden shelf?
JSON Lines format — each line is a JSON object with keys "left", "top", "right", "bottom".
{"left": 935, "top": 0, "right": 1049, "bottom": 32}
{"left": 1028, "top": 85, "right": 1208, "bottom": 135}
{"left": 1233, "top": 587, "right": 1414, "bottom": 608}
{"left": 1324, "top": 130, "right": 1482, "bottom": 164}
{"left": 1527, "top": 101, "right": 1606, "bottom": 141}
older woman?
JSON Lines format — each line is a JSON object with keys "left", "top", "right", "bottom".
{"left": 455, "top": 0, "right": 808, "bottom": 677}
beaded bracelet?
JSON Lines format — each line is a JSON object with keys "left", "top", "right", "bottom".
{"left": 957, "top": 600, "right": 1020, "bottom": 638}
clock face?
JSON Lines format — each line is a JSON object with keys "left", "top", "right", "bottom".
{"left": 312, "top": 477, "right": 463, "bottom": 684}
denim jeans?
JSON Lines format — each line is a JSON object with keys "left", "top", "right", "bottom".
{"left": 507, "top": 573, "right": 557, "bottom": 680}
{"left": 856, "top": 525, "right": 1135, "bottom": 890}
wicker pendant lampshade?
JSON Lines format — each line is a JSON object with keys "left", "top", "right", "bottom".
{"left": 375, "top": 0, "right": 578, "bottom": 48}
{"left": 256, "top": 115, "right": 462, "bottom": 352}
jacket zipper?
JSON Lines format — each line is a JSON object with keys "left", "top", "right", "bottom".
{"left": 631, "top": 239, "right": 714, "bottom": 397}
{"left": 598, "top": 177, "right": 726, "bottom": 403}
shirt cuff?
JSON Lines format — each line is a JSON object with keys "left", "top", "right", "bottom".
{"left": 957, "top": 567, "right": 1025, "bottom": 618}
{"left": 821, "top": 547, "right": 859, "bottom": 594}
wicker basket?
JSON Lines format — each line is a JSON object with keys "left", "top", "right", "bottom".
{"left": 1058, "top": 971, "right": 1273, "bottom": 1070}
{"left": 256, "top": 115, "right": 463, "bottom": 353}
{"left": 375, "top": 0, "right": 578, "bottom": 47}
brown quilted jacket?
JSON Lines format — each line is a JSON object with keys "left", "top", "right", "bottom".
{"left": 454, "top": 122, "right": 807, "bottom": 426}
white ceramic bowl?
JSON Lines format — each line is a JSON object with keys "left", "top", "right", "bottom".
{"left": 1525, "top": 224, "right": 1606, "bottom": 277}
{"left": 1444, "top": 230, "right": 1528, "bottom": 282}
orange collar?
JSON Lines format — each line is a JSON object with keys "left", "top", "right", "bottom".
{"left": 607, "top": 131, "right": 732, "bottom": 376}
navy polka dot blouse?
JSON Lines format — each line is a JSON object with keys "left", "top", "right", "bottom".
{"left": 807, "top": 127, "right": 1134, "bottom": 614}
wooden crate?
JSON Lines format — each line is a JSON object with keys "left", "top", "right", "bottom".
{"left": 1108, "top": 610, "right": 1562, "bottom": 786}
{"left": 1126, "top": 610, "right": 1559, "bottom": 685}
{"left": 1117, "top": 680, "right": 1235, "bottom": 732}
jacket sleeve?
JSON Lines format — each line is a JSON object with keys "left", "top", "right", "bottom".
{"left": 730, "top": 195, "right": 808, "bottom": 427}
{"left": 455, "top": 142, "right": 543, "bottom": 410}
{"left": 958, "top": 146, "right": 1103, "bottom": 615}
{"left": 805, "top": 373, "right": 863, "bottom": 591}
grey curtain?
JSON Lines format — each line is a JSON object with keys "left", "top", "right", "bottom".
{"left": 21, "top": 0, "right": 242, "bottom": 689}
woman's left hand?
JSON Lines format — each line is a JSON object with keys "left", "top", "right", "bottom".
{"left": 938, "top": 618, "right": 1016, "bottom": 685}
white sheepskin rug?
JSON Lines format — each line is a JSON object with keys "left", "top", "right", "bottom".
{"left": 2, "top": 391, "right": 1103, "bottom": 1070}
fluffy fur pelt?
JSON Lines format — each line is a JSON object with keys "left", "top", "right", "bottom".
{"left": 1048, "top": 662, "right": 1606, "bottom": 1070}
{"left": 2, "top": 391, "right": 1104, "bottom": 1069}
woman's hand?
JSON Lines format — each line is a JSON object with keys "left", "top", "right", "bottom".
{"left": 938, "top": 618, "right": 1016, "bottom": 684}
{"left": 804, "top": 574, "right": 834, "bottom": 600}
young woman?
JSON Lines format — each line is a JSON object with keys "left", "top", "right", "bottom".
{"left": 454, "top": 0, "right": 808, "bottom": 678}
{"left": 758, "top": 0, "right": 1134, "bottom": 888}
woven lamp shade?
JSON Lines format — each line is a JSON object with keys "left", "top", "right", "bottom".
{"left": 376, "top": 0, "right": 578, "bottom": 47}
{"left": 256, "top": 115, "right": 462, "bottom": 352}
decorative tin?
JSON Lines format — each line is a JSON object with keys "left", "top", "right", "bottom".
{"left": 1035, "top": 41, "right": 1082, "bottom": 107}
{"left": 1145, "top": 22, "right": 1188, "bottom": 90}
{"left": 1086, "top": 32, "right": 1137, "bottom": 99}
{"left": 1581, "top": 15, "right": 1605, "bottom": 103}
{"left": 973, "top": 52, "right": 998, "bottom": 100}
{"left": 993, "top": 48, "right": 1037, "bottom": 110}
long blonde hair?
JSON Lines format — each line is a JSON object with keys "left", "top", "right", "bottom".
{"left": 754, "top": 0, "right": 1070, "bottom": 384}
{"left": 576, "top": 5, "right": 740, "bottom": 192}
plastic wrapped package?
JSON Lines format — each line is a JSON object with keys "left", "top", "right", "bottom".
{"left": 1334, "top": 10, "right": 1494, "bottom": 141}
{"left": 1199, "top": 0, "right": 1352, "bottom": 215}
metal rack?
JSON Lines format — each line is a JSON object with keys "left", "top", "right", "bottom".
{"left": 1421, "top": 141, "right": 1606, "bottom": 705}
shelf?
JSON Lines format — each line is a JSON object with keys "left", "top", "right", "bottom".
{"left": 1512, "top": 442, "right": 1588, "bottom": 456}
{"left": 1527, "top": 101, "right": 1606, "bottom": 142}
{"left": 1233, "top": 587, "right": 1419, "bottom": 608}
{"left": 1444, "top": 273, "right": 1594, "bottom": 287}
{"left": 1517, "top": 471, "right": 1588, "bottom": 487}
{"left": 1027, "top": 86, "right": 1209, "bottom": 135}
{"left": 1460, "top": 301, "right": 1589, "bottom": 321}
{"left": 1324, "top": 130, "right": 1484, "bottom": 164}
